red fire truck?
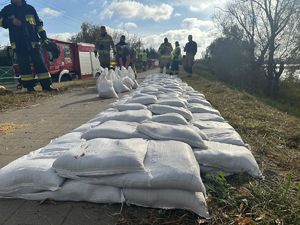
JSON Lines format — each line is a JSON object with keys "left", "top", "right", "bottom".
{"left": 12, "top": 39, "right": 102, "bottom": 84}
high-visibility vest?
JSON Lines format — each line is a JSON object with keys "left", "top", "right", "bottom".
{"left": 142, "top": 52, "right": 148, "bottom": 62}
{"left": 172, "top": 46, "right": 182, "bottom": 61}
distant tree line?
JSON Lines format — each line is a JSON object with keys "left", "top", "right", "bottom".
{"left": 70, "top": 22, "right": 158, "bottom": 59}
{"left": 204, "top": 0, "right": 300, "bottom": 98}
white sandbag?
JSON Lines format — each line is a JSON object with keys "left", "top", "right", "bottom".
{"left": 140, "top": 87, "right": 159, "bottom": 93}
{"left": 90, "top": 109, "right": 152, "bottom": 123}
{"left": 189, "top": 103, "right": 221, "bottom": 116}
{"left": 188, "top": 97, "right": 212, "bottom": 107}
{"left": 158, "top": 87, "right": 183, "bottom": 94}
{"left": 29, "top": 142, "right": 85, "bottom": 160}
{"left": 79, "top": 140, "right": 206, "bottom": 193}
{"left": 122, "top": 77, "right": 135, "bottom": 90}
{"left": 115, "top": 103, "right": 147, "bottom": 111}
{"left": 189, "top": 125, "right": 210, "bottom": 141}
{"left": 185, "top": 86, "right": 194, "bottom": 92}
{"left": 113, "top": 75, "right": 130, "bottom": 93}
{"left": 202, "top": 128, "right": 245, "bottom": 146}
{"left": 131, "top": 92, "right": 153, "bottom": 98}
{"left": 124, "top": 189, "right": 209, "bottom": 218}
{"left": 193, "top": 113, "right": 225, "bottom": 122}
{"left": 50, "top": 132, "right": 83, "bottom": 144}
{"left": 133, "top": 79, "right": 139, "bottom": 89}
{"left": 81, "top": 121, "right": 148, "bottom": 140}
{"left": 53, "top": 138, "right": 148, "bottom": 178}
{"left": 137, "top": 121, "right": 207, "bottom": 148}
{"left": 128, "top": 66, "right": 136, "bottom": 80}
{"left": 20, "top": 180, "right": 124, "bottom": 203}
{"left": 187, "top": 91, "right": 205, "bottom": 98}
{"left": 151, "top": 113, "right": 189, "bottom": 125}
{"left": 148, "top": 104, "right": 193, "bottom": 121}
{"left": 73, "top": 122, "right": 100, "bottom": 132}
{"left": 0, "top": 158, "right": 64, "bottom": 196}
{"left": 163, "top": 85, "right": 183, "bottom": 91}
{"left": 97, "top": 73, "right": 118, "bottom": 99}
{"left": 156, "top": 98, "right": 188, "bottom": 108}
{"left": 193, "top": 121, "right": 233, "bottom": 130}
{"left": 194, "top": 141, "right": 262, "bottom": 177}
{"left": 126, "top": 95, "right": 157, "bottom": 105}
{"left": 157, "top": 93, "right": 180, "bottom": 98}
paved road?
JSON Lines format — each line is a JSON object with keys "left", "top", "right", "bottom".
{"left": 0, "top": 70, "right": 156, "bottom": 225}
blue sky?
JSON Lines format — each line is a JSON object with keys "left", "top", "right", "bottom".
{"left": 0, "top": 0, "right": 228, "bottom": 57}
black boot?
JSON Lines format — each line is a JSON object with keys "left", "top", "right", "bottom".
{"left": 40, "top": 79, "right": 58, "bottom": 92}
{"left": 27, "top": 87, "right": 36, "bottom": 93}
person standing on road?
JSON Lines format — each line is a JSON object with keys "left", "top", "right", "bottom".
{"left": 158, "top": 37, "right": 173, "bottom": 74}
{"left": 0, "top": 0, "right": 57, "bottom": 92}
{"left": 170, "top": 41, "right": 182, "bottom": 75}
{"left": 184, "top": 35, "right": 197, "bottom": 76}
{"left": 115, "top": 35, "right": 131, "bottom": 69}
{"left": 94, "top": 26, "right": 115, "bottom": 69}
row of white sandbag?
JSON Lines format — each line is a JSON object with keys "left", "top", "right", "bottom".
{"left": 97, "top": 67, "right": 139, "bottom": 98}
{"left": 0, "top": 138, "right": 210, "bottom": 218}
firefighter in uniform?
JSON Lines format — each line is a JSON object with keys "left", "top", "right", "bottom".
{"left": 184, "top": 35, "right": 197, "bottom": 76}
{"left": 170, "top": 41, "right": 182, "bottom": 75}
{"left": 115, "top": 35, "right": 131, "bottom": 69}
{"left": 0, "top": 0, "right": 57, "bottom": 92}
{"left": 94, "top": 26, "right": 115, "bottom": 69}
{"left": 158, "top": 37, "right": 173, "bottom": 74}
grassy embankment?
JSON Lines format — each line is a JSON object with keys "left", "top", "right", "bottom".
{"left": 0, "top": 68, "right": 299, "bottom": 224}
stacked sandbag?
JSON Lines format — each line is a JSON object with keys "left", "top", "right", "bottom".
{"left": 96, "top": 69, "right": 118, "bottom": 99}
{"left": 0, "top": 73, "right": 262, "bottom": 219}
{"left": 19, "top": 180, "right": 124, "bottom": 204}
{"left": 70, "top": 140, "right": 209, "bottom": 218}
{"left": 0, "top": 156, "right": 64, "bottom": 197}
{"left": 193, "top": 141, "right": 262, "bottom": 178}
{"left": 137, "top": 121, "right": 207, "bottom": 148}
{"left": 97, "top": 67, "right": 140, "bottom": 98}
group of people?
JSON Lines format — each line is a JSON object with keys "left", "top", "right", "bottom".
{"left": 0, "top": 0, "right": 198, "bottom": 93}
{"left": 94, "top": 26, "right": 135, "bottom": 71}
{"left": 158, "top": 35, "right": 197, "bottom": 76}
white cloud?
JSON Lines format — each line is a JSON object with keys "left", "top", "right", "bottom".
{"left": 174, "top": 13, "right": 182, "bottom": 17}
{"left": 102, "top": 1, "right": 174, "bottom": 21}
{"left": 49, "top": 32, "right": 76, "bottom": 42}
{"left": 172, "top": 0, "right": 228, "bottom": 12}
{"left": 142, "top": 28, "right": 216, "bottom": 59}
{"left": 118, "top": 22, "right": 138, "bottom": 30}
{"left": 182, "top": 18, "right": 214, "bottom": 30}
{"left": 39, "top": 8, "right": 62, "bottom": 18}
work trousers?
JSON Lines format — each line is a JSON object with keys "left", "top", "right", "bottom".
{"left": 16, "top": 48, "right": 52, "bottom": 89}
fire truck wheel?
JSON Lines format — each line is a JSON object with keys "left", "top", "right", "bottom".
{"left": 60, "top": 73, "right": 73, "bottom": 82}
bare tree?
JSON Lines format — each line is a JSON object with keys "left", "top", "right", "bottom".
{"left": 216, "top": 0, "right": 299, "bottom": 97}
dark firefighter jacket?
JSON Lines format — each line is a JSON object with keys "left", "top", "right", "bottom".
{"left": 95, "top": 33, "right": 115, "bottom": 55}
{"left": 0, "top": 0, "right": 47, "bottom": 52}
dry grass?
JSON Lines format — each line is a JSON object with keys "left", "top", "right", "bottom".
{"left": 0, "top": 122, "right": 27, "bottom": 134}
{"left": 181, "top": 70, "right": 300, "bottom": 225}
{"left": 0, "top": 79, "right": 96, "bottom": 112}
{"left": 1, "top": 71, "right": 300, "bottom": 224}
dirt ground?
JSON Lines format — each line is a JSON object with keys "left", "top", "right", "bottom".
{"left": 0, "top": 70, "right": 162, "bottom": 225}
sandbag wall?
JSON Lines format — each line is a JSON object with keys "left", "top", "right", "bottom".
{"left": 0, "top": 74, "right": 262, "bottom": 219}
